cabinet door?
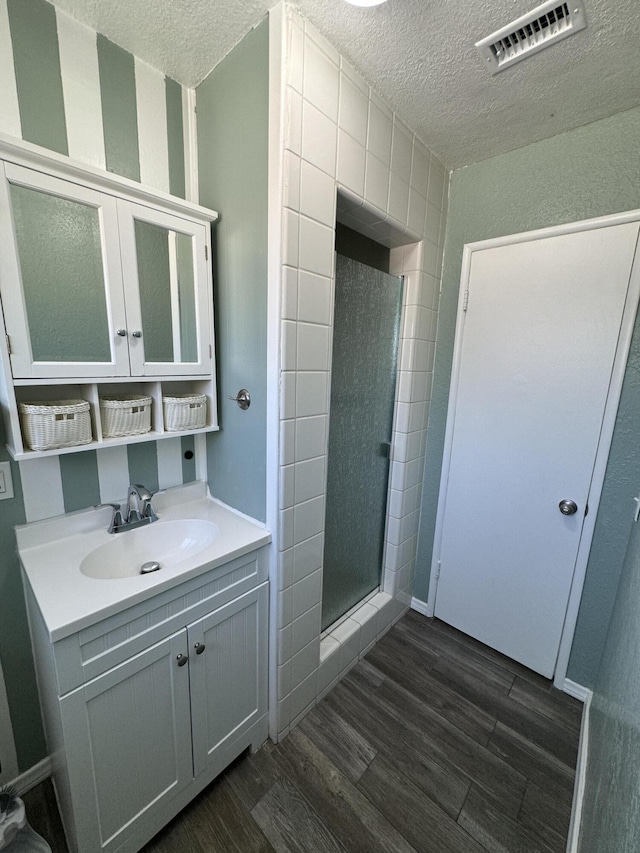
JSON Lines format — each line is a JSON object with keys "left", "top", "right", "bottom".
{"left": 0, "top": 163, "right": 130, "bottom": 378}
{"left": 189, "top": 584, "right": 268, "bottom": 778}
{"left": 59, "top": 630, "right": 192, "bottom": 853}
{"left": 117, "top": 200, "right": 213, "bottom": 376}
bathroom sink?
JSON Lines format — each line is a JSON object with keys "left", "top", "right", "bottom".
{"left": 80, "top": 518, "right": 219, "bottom": 579}
{"left": 17, "top": 481, "right": 271, "bottom": 639}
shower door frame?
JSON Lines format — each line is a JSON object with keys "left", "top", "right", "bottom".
{"left": 321, "top": 252, "right": 404, "bottom": 635}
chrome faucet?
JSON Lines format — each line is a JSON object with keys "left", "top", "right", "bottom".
{"left": 126, "top": 483, "right": 158, "bottom": 525}
{"left": 96, "top": 484, "right": 159, "bottom": 533}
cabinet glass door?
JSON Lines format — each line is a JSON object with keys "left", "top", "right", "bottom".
{"left": 0, "top": 163, "right": 129, "bottom": 378}
{"left": 118, "top": 201, "right": 212, "bottom": 376}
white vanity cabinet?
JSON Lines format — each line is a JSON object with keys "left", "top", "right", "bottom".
{"left": 24, "top": 547, "right": 269, "bottom": 853}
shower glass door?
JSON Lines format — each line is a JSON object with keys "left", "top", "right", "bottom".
{"left": 321, "top": 254, "right": 403, "bottom": 630}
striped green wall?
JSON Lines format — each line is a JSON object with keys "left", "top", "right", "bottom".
{"left": 97, "top": 34, "right": 140, "bottom": 181}
{"left": 1, "top": 0, "right": 186, "bottom": 191}
{"left": 0, "top": 0, "right": 195, "bottom": 774}
{"left": 8, "top": 0, "right": 68, "bottom": 155}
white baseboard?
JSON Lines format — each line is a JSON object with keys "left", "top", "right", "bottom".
{"left": 10, "top": 756, "right": 52, "bottom": 795}
{"left": 563, "top": 678, "right": 591, "bottom": 702}
{"left": 410, "top": 596, "right": 431, "bottom": 617}
{"left": 566, "top": 686, "right": 592, "bottom": 853}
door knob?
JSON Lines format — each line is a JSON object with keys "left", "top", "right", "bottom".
{"left": 176, "top": 653, "right": 188, "bottom": 666}
{"left": 194, "top": 642, "right": 206, "bottom": 655}
{"left": 116, "top": 328, "right": 127, "bottom": 337}
{"left": 559, "top": 499, "right": 578, "bottom": 516}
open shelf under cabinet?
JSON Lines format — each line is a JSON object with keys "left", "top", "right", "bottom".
{"left": 6, "top": 377, "right": 218, "bottom": 460}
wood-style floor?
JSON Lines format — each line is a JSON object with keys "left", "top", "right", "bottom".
{"left": 23, "top": 610, "right": 582, "bottom": 853}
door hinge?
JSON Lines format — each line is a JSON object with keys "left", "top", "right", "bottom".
{"left": 204, "top": 245, "right": 209, "bottom": 261}
{"left": 463, "top": 290, "right": 470, "bottom": 311}
{"left": 5, "top": 334, "right": 10, "bottom": 355}
{"left": 209, "top": 344, "right": 212, "bottom": 359}
{"left": 436, "top": 559, "right": 441, "bottom": 580}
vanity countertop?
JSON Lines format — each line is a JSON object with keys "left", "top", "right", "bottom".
{"left": 17, "top": 481, "right": 271, "bottom": 642}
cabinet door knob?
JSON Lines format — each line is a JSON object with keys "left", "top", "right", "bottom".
{"left": 194, "top": 642, "right": 206, "bottom": 655}
{"left": 132, "top": 330, "right": 142, "bottom": 338}
{"left": 116, "top": 328, "right": 127, "bottom": 337}
{"left": 176, "top": 653, "right": 188, "bottom": 666}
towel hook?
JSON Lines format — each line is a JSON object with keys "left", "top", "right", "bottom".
{"left": 227, "top": 389, "right": 251, "bottom": 410}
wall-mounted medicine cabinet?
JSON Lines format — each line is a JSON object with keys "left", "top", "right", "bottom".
{"left": 0, "top": 134, "right": 219, "bottom": 459}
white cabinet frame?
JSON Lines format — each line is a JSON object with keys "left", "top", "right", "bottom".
{"left": 118, "top": 200, "right": 212, "bottom": 376}
{"left": 0, "top": 132, "right": 219, "bottom": 458}
{"left": 0, "top": 163, "right": 131, "bottom": 379}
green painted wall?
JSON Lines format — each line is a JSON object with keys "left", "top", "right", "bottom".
{"left": 97, "top": 34, "right": 140, "bottom": 181}
{"left": 415, "top": 105, "right": 640, "bottom": 687}
{"left": 0, "top": 429, "right": 46, "bottom": 771}
{"left": 196, "top": 19, "right": 269, "bottom": 522}
{"left": 8, "top": 0, "right": 68, "bottom": 155}
{"left": 165, "top": 77, "right": 186, "bottom": 200}
{"left": 578, "top": 519, "right": 640, "bottom": 851}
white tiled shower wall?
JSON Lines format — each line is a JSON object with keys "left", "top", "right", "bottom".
{"left": 275, "top": 6, "right": 448, "bottom": 737}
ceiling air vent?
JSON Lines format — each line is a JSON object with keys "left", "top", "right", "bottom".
{"left": 476, "top": 0, "right": 587, "bottom": 74}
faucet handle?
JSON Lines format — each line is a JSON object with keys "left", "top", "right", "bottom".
{"left": 94, "top": 502, "right": 124, "bottom": 533}
{"left": 95, "top": 501, "right": 120, "bottom": 512}
{"left": 144, "top": 490, "right": 164, "bottom": 520}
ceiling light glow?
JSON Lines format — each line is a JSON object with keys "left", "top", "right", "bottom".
{"left": 344, "top": 0, "right": 388, "bottom": 7}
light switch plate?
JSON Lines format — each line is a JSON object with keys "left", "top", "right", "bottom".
{"left": 0, "top": 461, "right": 14, "bottom": 500}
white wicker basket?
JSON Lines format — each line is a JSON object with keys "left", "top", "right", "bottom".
{"left": 99, "top": 394, "right": 152, "bottom": 437}
{"left": 163, "top": 394, "right": 207, "bottom": 431}
{"left": 20, "top": 400, "right": 92, "bottom": 451}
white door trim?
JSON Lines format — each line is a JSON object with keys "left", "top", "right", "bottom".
{"left": 428, "top": 208, "right": 640, "bottom": 687}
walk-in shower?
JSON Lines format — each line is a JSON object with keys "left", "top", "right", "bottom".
{"left": 321, "top": 249, "right": 403, "bottom": 630}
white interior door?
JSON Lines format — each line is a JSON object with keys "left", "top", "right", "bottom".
{"left": 433, "top": 221, "right": 640, "bottom": 678}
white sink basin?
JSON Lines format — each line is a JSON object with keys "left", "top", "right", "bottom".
{"left": 17, "top": 481, "right": 271, "bottom": 639}
{"left": 80, "top": 519, "right": 219, "bottom": 579}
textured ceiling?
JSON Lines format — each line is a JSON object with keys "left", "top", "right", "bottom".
{"left": 50, "top": 0, "right": 640, "bottom": 168}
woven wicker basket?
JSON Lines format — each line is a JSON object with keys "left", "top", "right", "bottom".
{"left": 163, "top": 394, "right": 207, "bottom": 431}
{"left": 99, "top": 394, "right": 152, "bottom": 437}
{"left": 20, "top": 400, "right": 92, "bottom": 451}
